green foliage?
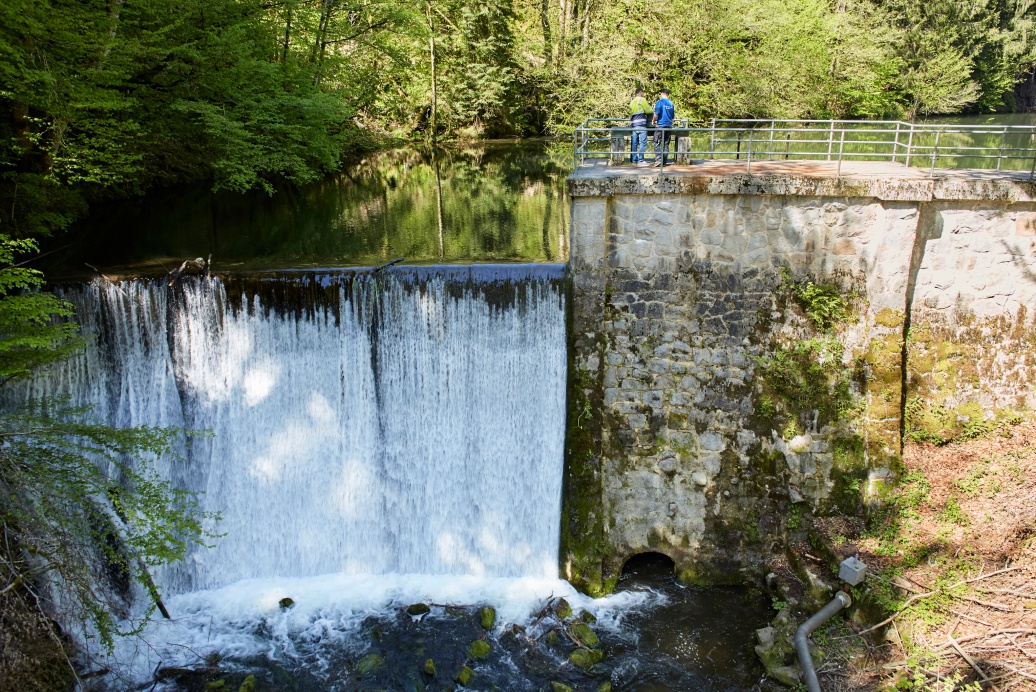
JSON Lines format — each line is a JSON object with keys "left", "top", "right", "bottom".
{"left": 0, "top": 238, "right": 218, "bottom": 655}
{"left": 771, "top": 596, "right": 789, "bottom": 611}
{"left": 757, "top": 336, "right": 859, "bottom": 430}
{"left": 790, "top": 280, "right": 849, "bottom": 332}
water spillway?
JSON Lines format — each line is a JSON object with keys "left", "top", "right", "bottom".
{"left": 21, "top": 266, "right": 568, "bottom": 595}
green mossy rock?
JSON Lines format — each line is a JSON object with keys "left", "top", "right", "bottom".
{"left": 407, "top": 603, "right": 431, "bottom": 616}
{"left": 454, "top": 666, "right": 475, "bottom": 686}
{"left": 544, "top": 631, "right": 561, "bottom": 647}
{"left": 550, "top": 683, "right": 573, "bottom": 692}
{"left": 238, "top": 676, "right": 256, "bottom": 692}
{"left": 479, "top": 606, "right": 496, "bottom": 630}
{"left": 571, "top": 622, "right": 599, "bottom": 648}
{"left": 278, "top": 597, "right": 294, "bottom": 609}
{"left": 771, "top": 665, "right": 801, "bottom": 686}
{"left": 579, "top": 610, "right": 597, "bottom": 624}
{"left": 203, "top": 681, "right": 225, "bottom": 691}
{"left": 555, "top": 598, "right": 573, "bottom": 619}
{"left": 423, "top": 658, "right": 436, "bottom": 676}
{"left": 598, "top": 683, "right": 613, "bottom": 692}
{"left": 569, "top": 647, "right": 604, "bottom": 671}
{"left": 357, "top": 653, "right": 386, "bottom": 676}
{"left": 467, "top": 639, "right": 491, "bottom": 660}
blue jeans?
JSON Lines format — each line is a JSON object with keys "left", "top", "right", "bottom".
{"left": 631, "top": 128, "right": 648, "bottom": 163}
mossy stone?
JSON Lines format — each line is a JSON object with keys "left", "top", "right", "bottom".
{"left": 598, "top": 684, "right": 613, "bottom": 692}
{"left": 479, "top": 606, "right": 496, "bottom": 629}
{"left": 357, "top": 653, "right": 386, "bottom": 676}
{"left": 203, "top": 681, "right": 225, "bottom": 691}
{"left": 571, "top": 622, "right": 599, "bottom": 648}
{"left": 278, "top": 597, "right": 294, "bottom": 609}
{"left": 569, "top": 648, "right": 604, "bottom": 671}
{"left": 551, "top": 683, "right": 573, "bottom": 692}
{"left": 467, "top": 640, "right": 491, "bottom": 660}
{"left": 544, "top": 631, "right": 561, "bottom": 647}
{"left": 555, "top": 598, "right": 573, "bottom": 619}
{"left": 423, "top": 658, "right": 436, "bottom": 676}
{"left": 407, "top": 603, "right": 431, "bottom": 616}
{"left": 579, "top": 610, "right": 597, "bottom": 624}
{"left": 238, "top": 676, "right": 256, "bottom": 692}
{"left": 454, "top": 666, "right": 475, "bottom": 686}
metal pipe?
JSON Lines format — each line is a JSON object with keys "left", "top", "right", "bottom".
{"left": 795, "top": 590, "right": 851, "bottom": 692}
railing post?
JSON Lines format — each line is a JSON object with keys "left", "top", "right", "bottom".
{"left": 826, "top": 119, "right": 835, "bottom": 161}
{"left": 905, "top": 123, "right": 914, "bottom": 168}
{"left": 710, "top": 118, "right": 716, "bottom": 158}
{"left": 930, "top": 129, "right": 941, "bottom": 178}
{"left": 768, "top": 120, "right": 775, "bottom": 160}
{"left": 837, "top": 129, "right": 846, "bottom": 177}
{"left": 893, "top": 121, "right": 901, "bottom": 164}
{"left": 747, "top": 127, "right": 754, "bottom": 173}
{"left": 785, "top": 133, "right": 791, "bottom": 160}
{"left": 997, "top": 128, "right": 1007, "bottom": 171}
{"left": 736, "top": 131, "right": 742, "bottom": 160}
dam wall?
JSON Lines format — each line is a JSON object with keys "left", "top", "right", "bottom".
{"left": 563, "top": 165, "right": 1036, "bottom": 594}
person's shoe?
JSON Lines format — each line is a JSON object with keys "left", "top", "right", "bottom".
{"left": 652, "top": 160, "right": 661, "bottom": 167}
{"left": 637, "top": 160, "right": 650, "bottom": 167}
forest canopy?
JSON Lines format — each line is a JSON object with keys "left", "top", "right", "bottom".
{"left": 2, "top": 0, "right": 1036, "bottom": 231}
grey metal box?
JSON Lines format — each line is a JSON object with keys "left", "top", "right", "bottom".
{"left": 838, "top": 556, "right": 867, "bottom": 586}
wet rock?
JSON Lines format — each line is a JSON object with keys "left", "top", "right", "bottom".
{"left": 479, "top": 606, "right": 496, "bottom": 629}
{"left": 571, "top": 622, "right": 599, "bottom": 648}
{"left": 579, "top": 610, "right": 597, "bottom": 624}
{"left": 555, "top": 598, "right": 573, "bottom": 619}
{"left": 771, "top": 665, "right": 801, "bottom": 686}
{"left": 598, "top": 684, "right": 613, "bottom": 692}
{"left": 357, "top": 653, "right": 386, "bottom": 676}
{"left": 278, "top": 597, "right": 294, "bottom": 609}
{"left": 407, "top": 603, "right": 431, "bottom": 616}
{"left": 755, "top": 608, "right": 797, "bottom": 685}
{"left": 203, "top": 681, "right": 225, "bottom": 691}
{"left": 467, "top": 640, "right": 491, "bottom": 660}
{"left": 569, "top": 648, "right": 605, "bottom": 671}
{"left": 551, "top": 683, "right": 573, "bottom": 692}
{"left": 238, "top": 676, "right": 256, "bottom": 692}
{"left": 454, "top": 665, "right": 475, "bottom": 686}
{"left": 423, "top": 658, "right": 436, "bottom": 676}
{"left": 544, "top": 631, "right": 561, "bottom": 647}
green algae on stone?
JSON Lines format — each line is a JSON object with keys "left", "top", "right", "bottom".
{"left": 278, "top": 597, "right": 294, "bottom": 609}
{"left": 551, "top": 683, "right": 574, "bottom": 692}
{"left": 238, "top": 676, "right": 256, "bottom": 692}
{"left": 357, "top": 653, "right": 386, "bottom": 676}
{"left": 570, "top": 622, "right": 599, "bottom": 648}
{"left": 598, "top": 683, "right": 613, "bottom": 692}
{"left": 569, "top": 647, "right": 605, "bottom": 671}
{"left": 467, "top": 639, "right": 491, "bottom": 660}
{"left": 407, "top": 603, "right": 431, "bottom": 616}
{"left": 454, "top": 665, "right": 475, "bottom": 686}
{"left": 579, "top": 610, "right": 597, "bottom": 624}
{"left": 423, "top": 658, "right": 436, "bottom": 676}
{"left": 479, "top": 605, "right": 496, "bottom": 629}
{"left": 555, "top": 598, "right": 573, "bottom": 619}
{"left": 203, "top": 681, "right": 225, "bottom": 691}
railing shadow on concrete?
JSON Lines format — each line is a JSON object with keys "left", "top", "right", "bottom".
{"left": 573, "top": 118, "right": 1036, "bottom": 179}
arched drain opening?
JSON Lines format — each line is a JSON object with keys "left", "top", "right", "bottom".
{"left": 620, "top": 551, "right": 676, "bottom": 582}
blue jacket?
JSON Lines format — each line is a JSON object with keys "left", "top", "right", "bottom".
{"left": 654, "top": 98, "right": 675, "bottom": 127}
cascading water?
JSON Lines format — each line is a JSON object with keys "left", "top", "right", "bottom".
{"left": 20, "top": 266, "right": 568, "bottom": 593}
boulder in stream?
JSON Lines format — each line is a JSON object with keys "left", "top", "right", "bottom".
{"left": 423, "top": 658, "right": 436, "bottom": 676}
{"left": 569, "top": 647, "right": 604, "bottom": 671}
{"left": 356, "top": 653, "right": 386, "bottom": 676}
{"left": 407, "top": 603, "right": 431, "bottom": 616}
{"left": 454, "top": 665, "right": 475, "bottom": 686}
{"left": 278, "top": 597, "right": 294, "bottom": 609}
{"left": 479, "top": 605, "right": 496, "bottom": 629}
{"left": 467, "top": 639, "right": 491, "bottom": 660}
{"left": 570, "top": 622, "right": 599, "bottom": 648}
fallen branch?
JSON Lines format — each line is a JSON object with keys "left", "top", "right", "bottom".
{"left": 947, "top": 635, "right": 996, "bottom": 688}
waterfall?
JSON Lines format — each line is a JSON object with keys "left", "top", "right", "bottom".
{"left": 17, "top": 266, "right": 567, "bottom": 596}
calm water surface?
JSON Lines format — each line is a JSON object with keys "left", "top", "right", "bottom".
{"left": 46, "top": 140, "right": 571, "bottom": 278}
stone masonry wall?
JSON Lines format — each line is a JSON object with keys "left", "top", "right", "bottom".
{"left": 562, "top": 179, "right": 1036, "bottom": 595}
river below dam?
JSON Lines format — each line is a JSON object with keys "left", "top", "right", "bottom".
{"left": 19, "top": 140, "right": 773, "bottom": 690}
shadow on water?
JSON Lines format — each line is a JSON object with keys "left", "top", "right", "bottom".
{"left": 605, "top": 553, "right": 768, "bottom": 691}
{"left": 42, "top": 139, "right": 572, "bottom": 279}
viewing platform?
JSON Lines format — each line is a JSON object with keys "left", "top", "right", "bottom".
{"left": 570, "top": 118, "right": 1036, "bottom": 202}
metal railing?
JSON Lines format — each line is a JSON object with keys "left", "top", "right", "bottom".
{"left": 572, "top": 118, "right": 1036, "bottom": 179}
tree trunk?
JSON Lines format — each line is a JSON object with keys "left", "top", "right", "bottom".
{"left": 281, "top": 6, "right": 293, "bottom": 63}
{"left": 541, "top": 0, "right": 552, "bottom": 66}
{"left": 427, "top": 1, "right": 438, "bottom": 142}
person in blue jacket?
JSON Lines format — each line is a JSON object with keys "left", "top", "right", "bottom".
{"left": 652, "top": 88, "right": 675, "bottom": 166}
{"left": 629, "top": 88, "right": 652, "bottom": 166}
